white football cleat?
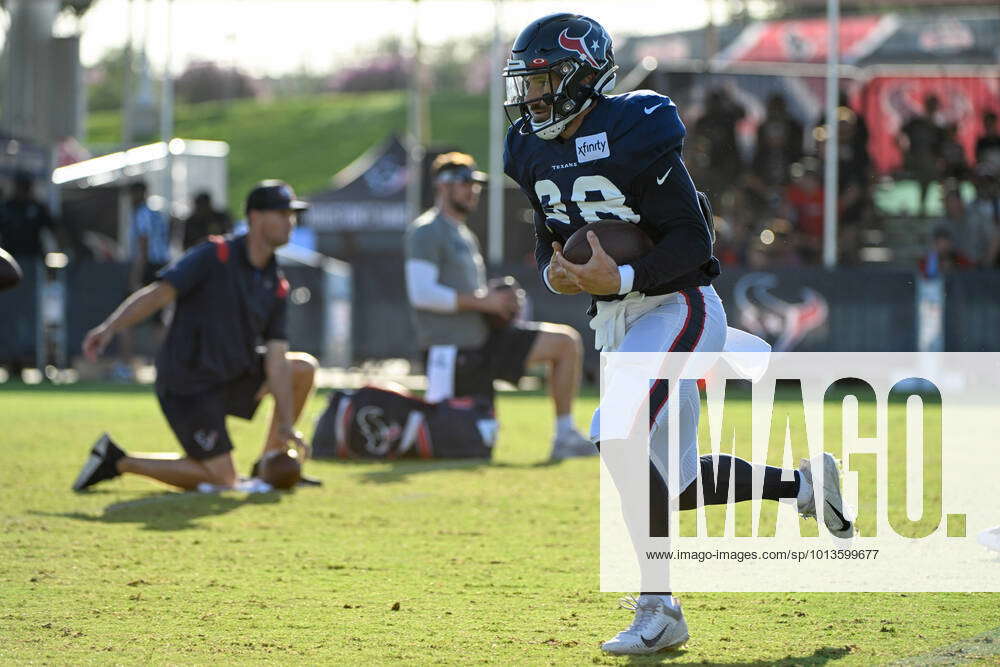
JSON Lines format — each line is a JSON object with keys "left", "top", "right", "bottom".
{"left": 600, "top": 594, "right": 689, "bottom": 655}
{"left": 550, "top": 429, "right": 597, "bottom": 461}
{"left": 798, "top": 453, "right": 855, "bottom": 539}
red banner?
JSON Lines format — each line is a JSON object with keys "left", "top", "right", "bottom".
{"left": 859, "top": 76, "right": 1000, "bottom": 173}
{"left": 719, "top": 16, "right": 888, "bottom": 64}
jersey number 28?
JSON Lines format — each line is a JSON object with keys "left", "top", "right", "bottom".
{"left": 534, "top": 175, "right": 639, "bottom": 227}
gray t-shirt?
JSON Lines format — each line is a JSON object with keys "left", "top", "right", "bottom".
{"left": 404, "top": 208, "right": 488, "bottom": 349}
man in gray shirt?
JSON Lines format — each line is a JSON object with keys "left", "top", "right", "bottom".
{"left": 405, "top": 152, "right": 594, "bottom": 460}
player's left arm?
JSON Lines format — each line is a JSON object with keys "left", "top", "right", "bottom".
{"left": 626, "top": 149, "right": 713, "bottom": 292}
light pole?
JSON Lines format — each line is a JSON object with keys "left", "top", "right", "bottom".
{"left": 487, "top": 0, "right": 505, "bottom": 266}
{"left": 822, "top": 0, "right": 840, "bottom": 268}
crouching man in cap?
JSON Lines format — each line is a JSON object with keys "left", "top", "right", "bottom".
{"left": 74, "top": 180, "right": 319, "bottom": 492}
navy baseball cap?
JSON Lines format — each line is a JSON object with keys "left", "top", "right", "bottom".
{"left": 245, "top": 180, "right": 309, "bottom": 213}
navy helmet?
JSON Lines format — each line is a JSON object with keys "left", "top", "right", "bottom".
{"left": 502, "top": 13, "right": 618, "bottom": 140}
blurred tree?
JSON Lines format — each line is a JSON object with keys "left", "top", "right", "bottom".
{"left": 260, "top": 68, "right": 328, "bottom": 100}
{"left": 425, "top": 33, "right": 492, "bottom": 93}
{"left": 326, "top": 35, "right": 407, "bottom": 93}
{"left": 86, "top": 46, "right": 129, "bottom": 112}
{"left": 174, "top": 61, "right": 257, "bottom": 104}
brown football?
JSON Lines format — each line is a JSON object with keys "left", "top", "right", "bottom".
{"left": 0, "top": 247, "right": 22, "bottom": 292}
{"left": 259, "top": 449, "right": 301, "bottom": 490}
{"left": 561, "top": 220, "right": 653, "bottom": 265}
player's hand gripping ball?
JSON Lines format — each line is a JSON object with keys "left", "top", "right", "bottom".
{"left": 561, "top": 220, "right": 653, "bottom": 266}
{"left": 259, "top": 448, "right": 302, "bottom": 490}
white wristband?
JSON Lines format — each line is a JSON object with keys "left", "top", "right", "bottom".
{"left": 617, "top": 264, "right": 635, "bottom": 295}
{"left": 541, "top": 263, "right": 561, "bottom": 294}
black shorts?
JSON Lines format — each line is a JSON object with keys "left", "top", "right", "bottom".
{"left": 426, "top": 322, "right": 540, "bottom": 403}
{"left": 156, "top": 366, "right": 265, "bottom": 460}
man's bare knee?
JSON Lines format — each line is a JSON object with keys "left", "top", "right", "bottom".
{"left": 288, "top": 352, "right": 318, "bottom": 386}
{"left": 529, "top": 323, "right": 583, "bottom": 365}
{"left": 550, "top": 325, "right": 582, "bottom": 359}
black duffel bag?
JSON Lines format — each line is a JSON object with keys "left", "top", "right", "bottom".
{"left": 312, "top": 385, "right": 497, "bottom": 460}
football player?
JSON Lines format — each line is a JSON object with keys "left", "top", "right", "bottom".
{"left": 502, "top": 13, "right": 855, "bottom": 655}
{"left": 73, "top": 181, "right": 319, "bottom": 493}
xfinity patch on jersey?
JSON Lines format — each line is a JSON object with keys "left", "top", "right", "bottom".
{"left": 576, "top": 132, "right": 610, "bottom": 163}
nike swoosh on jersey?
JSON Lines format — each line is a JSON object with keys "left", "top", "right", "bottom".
{"left": 826, "top": 500, "right": 851, "bottom": 532}
{"left": 641, "top": 624, "right": 668, "bottom": 648}
{"left": 644, "top": 103, "right": 663, "bottom": 115}
{"left": 656, "top": 167, "right": 673, "bottom": 185}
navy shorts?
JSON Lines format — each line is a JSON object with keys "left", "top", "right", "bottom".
{"left": 157, "top": 367, "right": 265, "bottom": 461}
{"left": 426, "top": 322, "right": 540, "bottom": 403}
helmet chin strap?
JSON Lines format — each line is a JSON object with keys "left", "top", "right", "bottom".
{"left": 532, "top": 98, "right": 591, "bottom": 140}
{"left": 532, "top": 114, "right": 573, "bottom": 140}
{"left": 529, "top": 66, "right": 619, "bottom": 141}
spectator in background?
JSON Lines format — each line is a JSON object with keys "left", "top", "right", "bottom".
{"left": 751, "top": 94, "right": 804, "bottom": 189}
{"left": 841, "top": 90, "right": 869, "bottom": 163}
{"left": 899, "top": 94, "right": 945, "bottom": 216}
{"left": 970, "top": 164, "right": 1000, "bottom": 267}
{"left": 182, "top": 191, "right": 232, "bottom": 250}
{"left": 745, "top": 94, "right": 803, "bottom": 226}
{"left": 405, "top": 152, "right": 594, "bottom": 460}
{"left": 0, "top": 170, "right": 57, "bottom": 265}
{"left": 918, "top": 226, "right": 973, "bottom": 278}
{"left": 935, "top": 187, "right": 992, "bottom": 265}
{"left": 939, "top": 123, "right": 969, "bottom": 183}
{"left": 785, "top": 158, "right": 824, "bottom": 264}
{"left": 976, "top": 111, "right": 1000, "bottom": 169}
{"left": 119, "top": 181, "right": 172, "bottom": 377}
{"left": 836, "top": 107, "right": 872, "bottom": 263}
{"left": 691, "top": 87, "right": 745, "bottom": 198}
{"left": 813, "top": 90, "right": 870, "bottom": 165}
{"left": 129, "top": 181, "right": 171, "bottom": 289}
{"left": 810, "top": 106, "right": 872, "bottom": 264}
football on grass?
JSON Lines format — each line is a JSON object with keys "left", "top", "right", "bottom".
{"left": 0, "top": 247, "right": 22, "bottom": 291}
{"left": 259, "top": 449, "right": 301, "bottom": 490}
{"left": 562, "top": 220, "right": 653, "bottom": 265}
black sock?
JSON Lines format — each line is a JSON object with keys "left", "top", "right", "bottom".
{"left": 678, "top": 454, "right": 799, "bottom": 509}
{"left": 650, "top": 455, "right": 800, "bottom": 535}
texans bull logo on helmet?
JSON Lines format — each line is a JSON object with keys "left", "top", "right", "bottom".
{"left": 557, "top": 25, "right": 607, "bottom": 68}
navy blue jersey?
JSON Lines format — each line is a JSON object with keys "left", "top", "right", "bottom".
{"left": 504, "top": 90, "right": 720, "bottom": 302}
{"left": 155, "top": 234, "right": 288, "bottom": 395}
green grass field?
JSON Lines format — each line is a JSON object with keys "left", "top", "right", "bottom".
{"left": 2, "top": 383, "right": 998, "bottom": 664}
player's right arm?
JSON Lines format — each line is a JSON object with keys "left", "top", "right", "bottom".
{"left": 404, "top": 224, "right": 515, "bottom": 317}
{"left": 82, "top": 281, "right": 176, "bottom": 360}
{"left": 83, "top": 240, "right": 218, "bottom": 360}
{"left": 531, "top": 202, "right": 581, "bottom": 295}
{"left": 505, "top": 132, "right": 580, "bottom": 295}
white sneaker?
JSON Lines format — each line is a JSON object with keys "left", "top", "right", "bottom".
{"left": 600, "top": 594, "right": 689, "bottom": 655}
{"left": 550, "top": 429, "right": 597, "bottom": 461}
{"left": 798, "top": 453, "right": 855, "bottom": 539}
